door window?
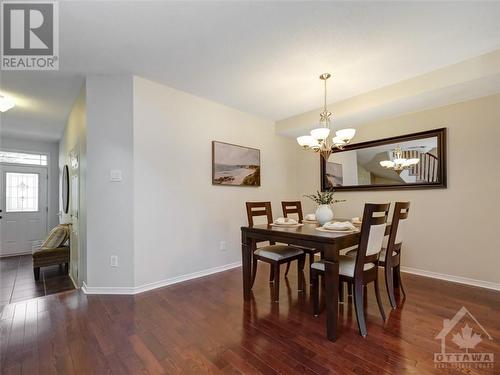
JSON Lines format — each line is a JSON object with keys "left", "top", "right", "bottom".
{"left": 5, "top": 173, "right": 39, "bottom": 212}
{"left": 0, "top": 151, "right": 47, "bottom": 166}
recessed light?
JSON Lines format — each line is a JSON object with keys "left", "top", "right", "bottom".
{"left": 0, "top": 95, "right": 15, "bottom": 112}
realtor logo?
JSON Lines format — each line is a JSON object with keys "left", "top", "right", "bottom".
{"left": 1, "top": 1, "right": 59, "bottom": 70}
{"left": 434, "top": 306, "right": 494, "bottom": 370}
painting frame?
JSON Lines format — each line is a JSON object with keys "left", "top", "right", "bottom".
{"left": 212, "top": 141, "right": 261, "bottom": 187}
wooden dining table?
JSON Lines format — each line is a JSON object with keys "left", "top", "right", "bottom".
{"left": 241, "top": 220, "right": 391, "bottom": 342}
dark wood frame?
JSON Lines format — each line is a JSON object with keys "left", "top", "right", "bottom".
{"left": 320, "top": 128, "right": 447, "bottom": 191}
{"left": 62, "top": 165, "right": 70, "bottom": 214}
{"left": 311, "top": 203, "right": 390, "bottom": 337}
{"left": 212, "top": 141, "right": 261, "bottom": 187}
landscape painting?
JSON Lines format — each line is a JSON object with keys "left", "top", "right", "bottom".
{"left": 212, "top": 141, "right": 261, "bottom": 186}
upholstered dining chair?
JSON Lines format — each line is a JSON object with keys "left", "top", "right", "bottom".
{"left": 281, "top": 201, "right": 320, "bottom": 280}
{"left": 311, "top": 203, "right": 390, "bottom": 337}
{"left": 345, "top": 201, "right": 410, "bottom": 309}
{"left": 246, "top": 202, "right": 306, "bottom": 302}
{"left": 379, "top": 201, "right": 410, "bottom": 308}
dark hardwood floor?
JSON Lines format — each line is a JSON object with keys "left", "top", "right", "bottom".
{"left": 0, "top": 255, "right": 75, "bottom": 309}
{"left": 0, "top": 264, "right": 498, "bottom": 374}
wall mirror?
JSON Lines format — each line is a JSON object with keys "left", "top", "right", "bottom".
{"left": 321, "top": 128, "right": 447, "bottom": 191}
{"left": 62, "top": 165, "right": 70, "bottom": 213}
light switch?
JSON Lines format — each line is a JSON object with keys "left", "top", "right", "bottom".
{"left": 110, "top": 169, "right": 122, "bottom": 182}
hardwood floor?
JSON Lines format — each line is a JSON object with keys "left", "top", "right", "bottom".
{"left": 0, "top": 255, "right": 75, "bottom": 309}
{"left": 0, "top": 265, "right": 498, "bottom": 374}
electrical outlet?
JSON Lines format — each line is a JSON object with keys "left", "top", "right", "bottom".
{"left": 110, "top": 255, "right": 118, "bottom": 267}
{"left": 219, "top": 241, "right": 227, "bottom": 251}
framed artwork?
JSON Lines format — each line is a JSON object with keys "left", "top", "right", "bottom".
{"left": 212, "top": 141, "right": 261, "bottom": 186}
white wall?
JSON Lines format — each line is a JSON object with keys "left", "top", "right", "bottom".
{"left": 86, "top": 75, "right": 135, "bottom": 288}
{"left": 59, "top": 85, "right": 87, "bottom": 285}
{"left": 330, "top": 150, "right": 358, "bottom": 186}
{"left": 0, "top": 136, "right": 59, "bottom": 231}
{"left": 133, "top": 76, "right": 298, "bottom": 287}
{"left": 287, "top": 94, "right": 500, "bottom": 285}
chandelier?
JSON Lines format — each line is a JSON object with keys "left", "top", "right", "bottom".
{"left": 296, "top": 73, "right": 356, "bottom": 160}
{"left": 379, "top": 146, "right": 420, "bottom": 173}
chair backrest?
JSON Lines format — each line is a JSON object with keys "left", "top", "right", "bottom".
{"left": 246, "top": 202, "right": 273, "bottom": 226}
{"left": 387, "top": 202, "right": 410, "bottom": 254}
{"left": 355, "top": 203, "right": 390, "bottom": 274}
{"left": 281, "top": 201, "right": 303, "bottom": 222}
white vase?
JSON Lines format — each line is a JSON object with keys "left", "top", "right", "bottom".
{"left": 315, "top": 204, "right": 334, "bottom": 225}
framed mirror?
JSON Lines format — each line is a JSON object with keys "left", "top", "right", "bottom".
{"left": 62, "top": 165, "right": 70, "bottom": 213}
{"left": 321, "top": 128, "right": 447, "bottom": 191}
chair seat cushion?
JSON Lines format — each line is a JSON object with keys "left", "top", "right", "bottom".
{"left": 311, "top": 255, "right": 375, "bottom": 277}
{"left": 254, "top": 245, "right": 303, "bottom": 261}
{"left": 33, "top": 246, "right": 70, "bottom": 259}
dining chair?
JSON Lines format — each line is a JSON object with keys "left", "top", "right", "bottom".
{"left": 281, "top": 201, "right": 320, "bottom": 280}
{"left": 311, "top": 203, "right": 390, "bottom": 337}
{"left": 246, "top": 202, "right": 306, "bottom": 302}
{"left": 345, "top": 201, "right": 410, "bottom": 309}
{"left": 379, "top": 201, "right": 410, "bottom": 309}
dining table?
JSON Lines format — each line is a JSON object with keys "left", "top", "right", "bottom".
{"left": 241, "top": 219, "right": 391, "bottom": 342}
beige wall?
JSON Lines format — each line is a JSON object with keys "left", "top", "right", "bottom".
{"left": 289, "top": 94, "right": 500, "bottom": 286}
{"left": 59, "top": 85, "right": 87, "bottom": 286}
{"left": 133, "top": 76, "right": 298, "bottom": 287}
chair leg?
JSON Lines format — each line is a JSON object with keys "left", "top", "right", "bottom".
{"left": 269, "top": 265, "right": 275, "bottom": 283}
{"left": 374, "top": 277, "right": 386, "bottom": 321}
{"left": 251, "top": 258, "right": 258, "bottom": 288}
{"left": 338, "top": 282, "right": 344, "bottom": 303}
{"left": 65, "top": 263, "right": 69, "bottom": 274}
{"left": 347, "top": 282, "right": 353, "bottom": 296}
{"left": 396, "top": 265, "right": 406, "bottom": 299}
{"left": 284, "top": 262, "right": 291, "bottom": 277}
{"left": 353, "top": 282, "right": 367, "bottom": 337}
{"left": 384, "top": 265, "right": 397, "bottom": 309}
{"left": 273, "top": 263, "right": 280, "bottom": 302}
{"left": 393, "top": 265, "right": 400, "bottom": 288}
{"left": 311, "top": 270, "right": 320, "bottom": 316}
{"left": 34, "top": 267, "right": 40, "bottom": 281}
{"left": 308, "top": 253, "right": 315, "bottom": 284}
{"left": 297, "top": 255, "right": 305, "bottom": 292}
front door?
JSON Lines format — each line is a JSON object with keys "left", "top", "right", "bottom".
{"left": 0, "top": 165, "right": 48, "bottom": 256}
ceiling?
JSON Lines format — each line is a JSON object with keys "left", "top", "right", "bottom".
{"left": 2, "top": 1, "right": 500, "bottom": 141}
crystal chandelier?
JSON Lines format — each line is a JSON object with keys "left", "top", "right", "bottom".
{"left": 296, "top": 73, "right": 356, "bottom": 160}
{"left": 379, "top": 146, "right": 420, "bottom": 174}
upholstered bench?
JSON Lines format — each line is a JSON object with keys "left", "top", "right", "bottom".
{"left": 32, "top": 224, "right": 70, "bottom": 281}
{"left": 33, "top": 246, "right": 70, "bottom": 280}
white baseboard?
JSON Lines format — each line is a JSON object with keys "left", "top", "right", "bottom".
{"left": 81, "top": 261, "right": 242, "bottom": 295}
{"left": 401, "top": 266, "right": 500, "bottom": 291}
{"left": 0, "top": 251, "right": 32, "bottom": 258}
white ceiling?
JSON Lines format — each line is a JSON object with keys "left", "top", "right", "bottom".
{"left": 2, "top": 1, "right": 500, "bottom": 140}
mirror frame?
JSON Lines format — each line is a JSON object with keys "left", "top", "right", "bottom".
{"left": 320, "top": 128, "right": 447, "bottom": 191}
{"left": 62, "top": 165, "right": 70, "bottom": 214}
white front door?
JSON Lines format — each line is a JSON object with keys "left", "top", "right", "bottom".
{"left": 0, "top": 165, "right": 48, "bottom": 256}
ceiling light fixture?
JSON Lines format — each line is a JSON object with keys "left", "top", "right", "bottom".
{"left": 379, "top": 146, "right": 420, "bottom": 174}
{"left": 296, "top": 73, "right": 356, "bottom": 160}
{"left": 0, "top": 95, "right": 15, "bottom": 112}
